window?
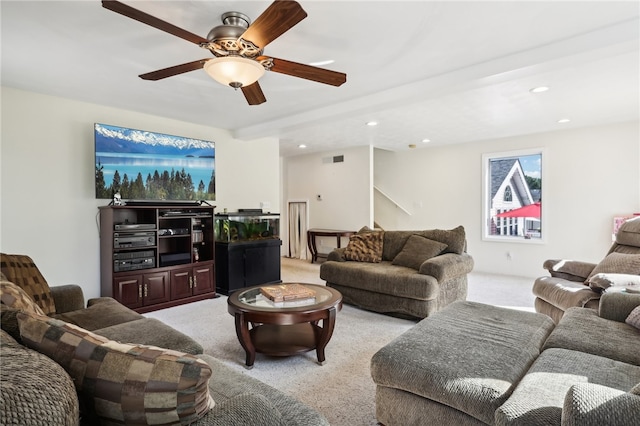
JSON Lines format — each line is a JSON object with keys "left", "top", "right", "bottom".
{"left": 482, "top": 148, "right": 545, "bottom": 242}
{"left": 503, "top": 186, "right": 513, "bottom": 202}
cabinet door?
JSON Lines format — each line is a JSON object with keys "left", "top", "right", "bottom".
{"left": 244, "top": 245, "right": 280, "bottom": 287}
{"left": 170, "top": 268, "right": 193, "bottom": 300}
{"left": 192, "top": 263, "right": 214, "bottom": 295}
{"left": 114, "top": 274, "right": 143, "bottom": 309}
{"left": 143, "top": 272, "right": 171, "bottom": 306}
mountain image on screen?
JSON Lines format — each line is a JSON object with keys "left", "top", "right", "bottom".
{"left": 94, "top": 123, "right": 215, "bottom": 201}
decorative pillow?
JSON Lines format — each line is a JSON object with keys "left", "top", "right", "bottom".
{"left": 16, "top": 311, "right": 215, "bottom": 425}
{"left": 392, "top": 235, "right": 448, "bottom": 270}
{"left": 625, "top": 306, "right": 640, "bottom": 330}
{"left": 0, "top": 280, "right": 46, "bottom": 316}
{"left": 420, "top": 226, "right": 466, "bottom": 254}
{"left": 586, "top": 253, "right": 640, "bottom": 282}
{"left": 0, "top": 253, "right": 56, "bottom": 315}
{"left": 588, "top": 273, "right": 640, "bottom": 293}
{"left": 344, "top": 232, "right": 384, "bottom": 263}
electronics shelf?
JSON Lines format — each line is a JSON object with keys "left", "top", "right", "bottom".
{"left": 99, "top": 204, "right": 216, "bottom": 313}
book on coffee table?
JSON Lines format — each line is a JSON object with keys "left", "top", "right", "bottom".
{"left": 260, "top": 284, "right": 316, "bottom": 302}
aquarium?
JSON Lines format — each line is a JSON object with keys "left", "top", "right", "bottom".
{"left": 215, "top": 212, "right": 280, "bottom": 243}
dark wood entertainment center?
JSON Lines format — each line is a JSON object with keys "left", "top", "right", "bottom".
{"left": 99, "top": 204, "right": 217, "bottom": 313}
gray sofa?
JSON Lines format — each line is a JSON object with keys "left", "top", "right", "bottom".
{"left": 371, "top": 292, "right": 640, "bottom": 425}
{"left": 1, "top": 253, "right": 327, "bottom": 426}
{"left": 319, "top": 227, "right": 474, "bottom": 319}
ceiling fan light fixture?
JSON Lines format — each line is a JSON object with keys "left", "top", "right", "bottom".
{"left": 204, "top": 56, "right": 265, "bottom": 88}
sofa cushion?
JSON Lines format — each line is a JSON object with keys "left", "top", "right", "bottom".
{"left": 391, "top": 235, "right": 447, "bottom": 270}
{"left": 17, "top": 311, "right": 214, "bottom": 426}
{"left": 586, "top": 252, "right": 640, "bottom": 282}
{"left": 495, "top": 348, "right": 640, "bottom": 426}
{"left": 615, "top": 216, "right": 640, "bottom": 247}
{"left": 0, "top": 280, "right": 46, "bottom": 316}
{"left": 344, "top": 231, "right": 384, "bottom": 263}
{"left": 321, "top": 260, "right": 440, "bottom": 300}
{"left": 381, "top": 227, "right": 466, "bottom": 261}
{"left": 562, "top": 383, "right": 640, "bottom": 426}
{"left": 96, "top": 317, "right": 204, "bottom": 355}
{"left": 626, "top": 306, "right": 640, "bottom": 330}
{"left": 53, "top": 296, "right": 143, "bottom": 331}
{"left": 532, "top": 276, "right": 601, "bottom": 310}
{"left": 0, "top": 329, "right": 79, "bottom": 426}
{"left": 588, "top": 273, "right": 640, "bottom": 293}
{"left": 420, "top": 226, "right": 466, "bottom": 254}
{"left": 0, "top": 254, "right": 55, "bottom": 315}
{"left": 371, "top": 301, "right": 555, "bottom": 425}
{"left": 542, "top": 307, "right": 640, "bottom": 365}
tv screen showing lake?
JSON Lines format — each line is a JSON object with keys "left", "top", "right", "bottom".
{"left": 94, "top": 123, "right": 215, "bottom": 200}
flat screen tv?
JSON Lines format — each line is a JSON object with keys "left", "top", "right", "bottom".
{"left": 94, "top": 123, "right": 215, "bottom": 201}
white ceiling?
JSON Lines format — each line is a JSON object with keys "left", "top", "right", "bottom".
{"left": 2, "top": 1, "right": 639, "bottom": 157}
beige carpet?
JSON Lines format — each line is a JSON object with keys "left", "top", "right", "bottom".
{"left": 146, "top": 257, "right": 537, "bottom": 425}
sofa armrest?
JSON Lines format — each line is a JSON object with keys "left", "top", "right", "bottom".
{"left": 418, "top": 253, "right": 474, "bottom": 282}
{"left": 598, "top": 292, "right": 640, "bottom": 322}
{"left": 195, "top": 393, "right": 284, "bottom": 426}
{"left": 562, "top": 383, "right": 640, "bottom": 426}
{"left": 543, "top": 259, "right": 597, "bottom": 282}
{"left": 326, "top": 247, "right": 347, "bottom": 262}
{"left": 50, "top": 285, "right": 85, "bottom": 314}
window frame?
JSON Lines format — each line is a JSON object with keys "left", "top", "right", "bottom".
{"left": 481, "top": 147, "right": 547, "bottom": 244}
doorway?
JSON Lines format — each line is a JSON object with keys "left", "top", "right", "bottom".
{"left": 288, "top": 200, "right": 309, "bottom": 259}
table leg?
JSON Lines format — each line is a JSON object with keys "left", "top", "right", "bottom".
{"left": 307, "top": 231, "right": 319, "bottom": 263}
{"left": 315, "top": 307, "right": 338, "bottom": 365}
{"left": 234, "top": 312, "right": 256, "bottom": 369}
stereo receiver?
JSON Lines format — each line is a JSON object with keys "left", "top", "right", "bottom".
{"left": 114, "top": 232, "right": 155, "bottom": 249}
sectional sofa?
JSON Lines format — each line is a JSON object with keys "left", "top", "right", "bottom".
{"left": 371, "top": 292, "right": 640, "bottom": 425}
{"left": 0, "top": 253, "right": 328, "bottom": 426}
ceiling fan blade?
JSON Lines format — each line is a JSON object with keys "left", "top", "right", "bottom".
{"left": 241, "top": 1, "right": 307, "bottom": 49}
{"left": 102, "top": 0, "right": 208, "bottom": 45}
{"left": 241, "top": 82, "right": 267, "bottom": 105}
{"left": 263, "top": 57, "right": 347, "bottom": 87}
{"left": 139, "top": 59, "right": 209, "bottom": 80}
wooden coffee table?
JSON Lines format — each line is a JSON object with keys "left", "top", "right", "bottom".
{"left": 227, "top": 283, "right": 342, "bottom": 368}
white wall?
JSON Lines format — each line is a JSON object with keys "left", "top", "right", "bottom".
{"left": 0, "top": 87, "right": 279, "bottom": 299}
{"left": 281, "top": 145, "right": 372, "bottom": 255}
{"left": 280, "top": 121, "right": 639, "bottom": 277}
{"left": 373, "top": 121, "right": 639, "bottom": 278}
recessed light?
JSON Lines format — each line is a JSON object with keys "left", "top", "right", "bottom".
{"left": 422, "top": 139, "right": 431, "bottom": 143}
{"left": 366, "top": 121, "right": 378, "bottom": 126}
{"left": 530, "top": 86, "right": 550, "bottom": 93}
{"left": 309, "top": 59, "right": 335, "bottom": 67}
{"left": 298, "top": 144, "right": 307, "bottom": 148}
{"left": 557, "top": 118, "right": 571, "bottom": 123}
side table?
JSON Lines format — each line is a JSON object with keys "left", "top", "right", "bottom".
{"left": 307, "top": 229, "right": 356, "bottom": 263}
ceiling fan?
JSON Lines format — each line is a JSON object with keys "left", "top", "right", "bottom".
{"left": 101, "top": 0, "right": 347, "bottom": 105}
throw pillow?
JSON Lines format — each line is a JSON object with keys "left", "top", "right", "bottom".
{"left": 392, "top": 235, "right": 448, "bottom": 270}
{"left": 625, "top": 306, "right": 640, "bottom": 330}
{"left": 16, "top": 311, "right": 215, "bottom": 425}
{"left": 420, "top": 226, "right": 466, "bottom": 254}
{"left": 0, "top": 280, "right": 46, "bottom": 316}
{"left": 586, "top": 253, "right": 640, "bottom": 282}
{"left": 344, "top": 232, "right": 384, "bottom": 263}
{"left": 588, "top": 273, "right": 640, "bottom": 293}
{"left": 0, "top": 253, "right": 56, "bottom": 315}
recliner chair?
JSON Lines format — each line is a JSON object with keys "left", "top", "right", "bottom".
{"left": 532, "top": 217, "right": 640, "bottom": 323}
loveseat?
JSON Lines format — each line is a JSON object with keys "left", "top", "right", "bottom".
{"left": 0, "top": 253, "right": 328, "bottom": 426}
{"left": 371, "top": 292, "right": 640, "bottom": 425}
{"left": 319, "top": 226, "right": 474, "bottom": 319}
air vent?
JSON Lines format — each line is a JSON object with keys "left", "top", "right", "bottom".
{"left": 333, "top": 155, "right": 344, "bottom": 163}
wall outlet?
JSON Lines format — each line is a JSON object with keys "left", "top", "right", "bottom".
{"left": 260, "top": 201, "right": 271, "bottom": 209}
